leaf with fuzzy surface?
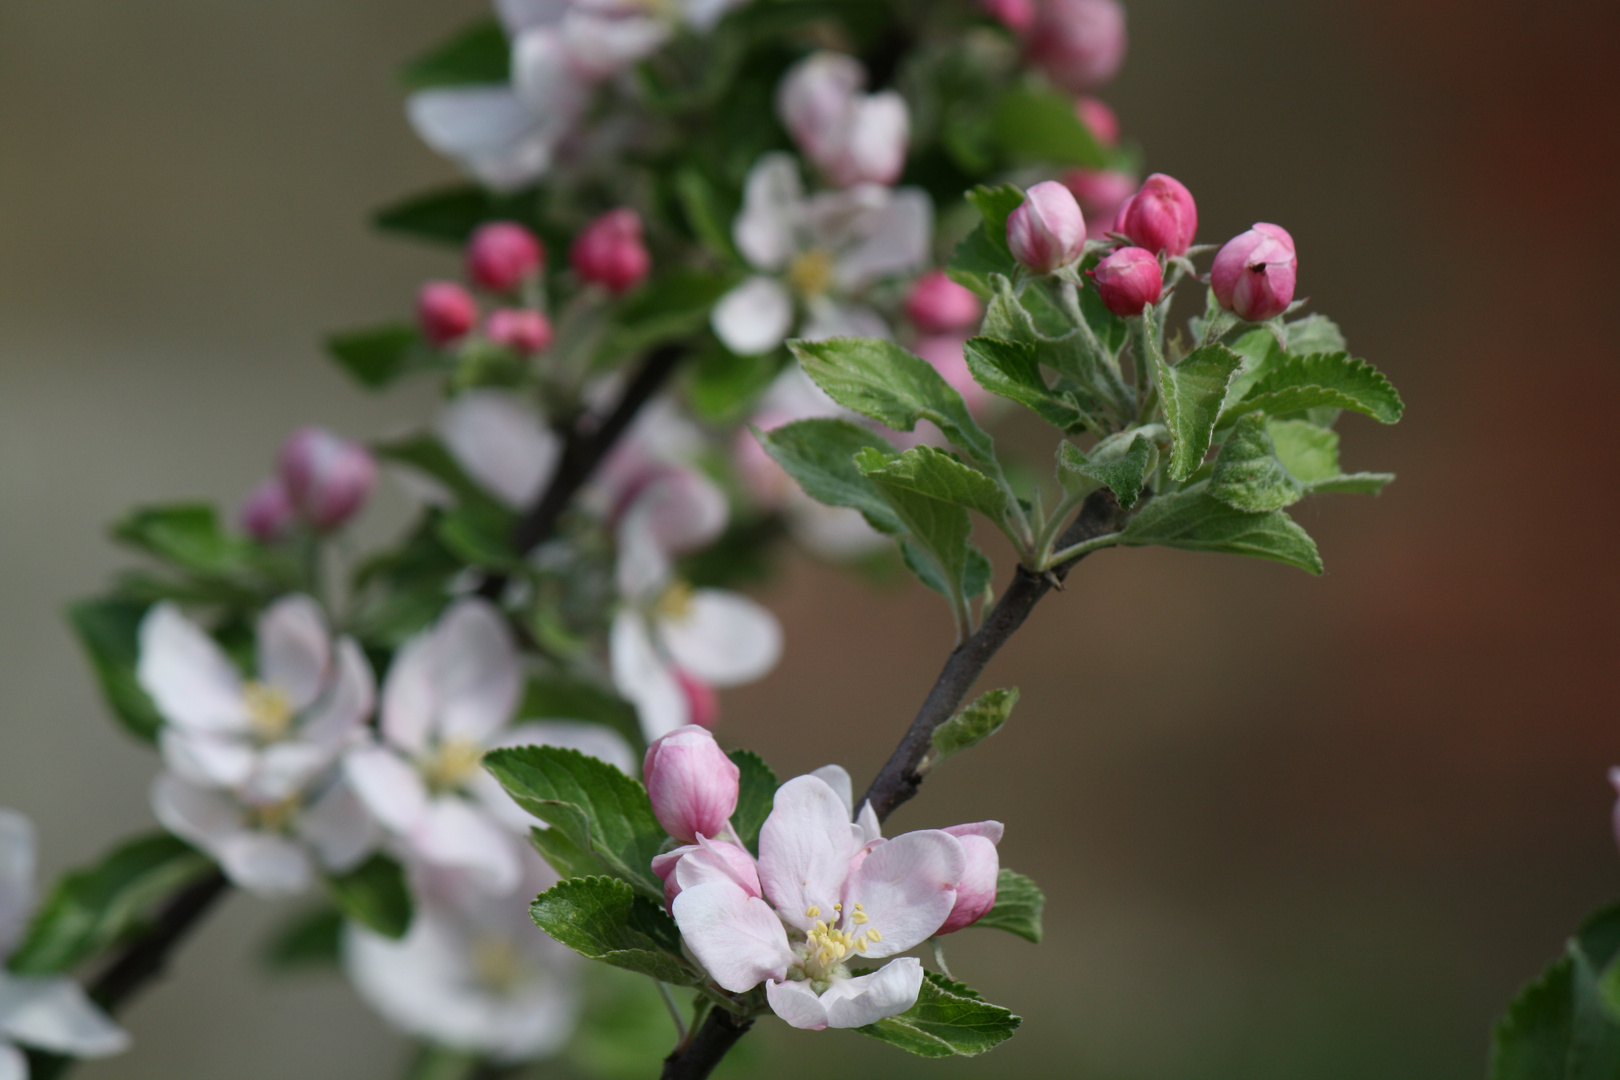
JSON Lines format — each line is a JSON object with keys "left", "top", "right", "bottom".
{"left": 530, "top": 877, "right": 701, "bottom": 985}
{"left": 1212, "top": 415, "right": 1395, "bottom": 512}
{"left": 948, "top": 185, "right": 1025, "bottom": 298}
{"left": 325, "top": 854, "right": 413, "bottom": 940}
{"left": 728, "top": 749, "right": 777, "bottom": 856}
{"left": 755, "top": 419, "right": 902, "bottom": 535}
{"left": 1156, "top": 345, "right": 1245, "bottom": 482}
{"left": 932, "top": 688, "right": 1019, "bottom": 764}
{"left": 1226, "top": 352, "right": 1404, "bottom": 426}
{"left": 856, "top": 445, "right": 1009, "bottom": 524}
{"left": 1120, "top": 481, "right": 1323, "bottom": 575}
{"left": 962, "top": 336, "right": 1089, "bottom": 432}
{"left": 1057, "top": 432, "right": 1155, "bottom": 509}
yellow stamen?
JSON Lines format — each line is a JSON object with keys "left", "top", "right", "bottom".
{"left": 472, "top": 938, "right": 522, "bottom": 994}
{"left": 655, "top": 581, "right": 696, "bottom": 623}
{"left": 243, "top": 681, "right": 294, "bottom": 741}
{"left": 805, "top": 905, "right": 820, "bottom": 918}
{"left": 422, "top": 738, "right": 486, "bottom": 791}
{"left": 867, "top": 928, "right": 883, "bottom": 942}
{"left": 787, "top": 249, "right": 836, "bottom": 298}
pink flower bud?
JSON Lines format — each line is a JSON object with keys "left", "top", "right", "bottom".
{"left": 238, "top": 477, "right": 295, "bottom": 543}
{"left": 980, "top": 0, "right": 1036, "bottom": 34}
{"left": 1075, "top": 96, "right": 1119, "bottom": 147}
{"left": 1027, "top": 0, "right": 1127, "bottom": 93}
{"left": 675, "top": 668, "right": 721, "bottom": 730}
{"left": 485, "top": 308, "right": 554, "bottom": 354}
{"left": 1086, "top": 245, "right": 1163, "bottom": 317}
{"left": 466, "top": 221, "right": 544, "bottom": 293}
{"left": 643, "top": 725, "right": 740, "bottom": 843}
{"left": 1006, "top": 181, "right": 1087, "bottom": 274}
{"left": 1114, "top": 173, "right": 1198, "bottom": 256}
{"left": 276, "top": 427, "right": 377, "bottom": 532}
{"left": 905, "top": 271, "right": 984, "bottom": 334}
{"left": 571, "top": 209, "right": 651, "bottom": 294}
{"left": 938, "top": 821, "right": 1003, "bottom": 934}
{"left": 417, "top": 281, "right": 478, "bottom": 346}
{"left": 1211, "top": 223, "right": 1298, "bottom": 322}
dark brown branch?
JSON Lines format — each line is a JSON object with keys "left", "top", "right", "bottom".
{"left": 660, "top": 1009, "right": 754, "bottom": 1080}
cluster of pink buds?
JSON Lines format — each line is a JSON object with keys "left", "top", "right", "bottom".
{"left": 239, "top": 427, "right": 377, "bottom": 541}
{"left": 570, "top": 209, "right": 651, "bottom": 295}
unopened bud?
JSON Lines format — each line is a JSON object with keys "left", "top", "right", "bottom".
{"left": 1087, "top": 246, "right": 1163, "bottom": 317}
{"left": 238, "top": 477, "right": 295, "bottom": 543}
{"left": 980, "top": 0, "right": 1036, "bottom": 32}
{"left": 485, "top": 308, "right": 554, "bottom": 354}
{"left": 643, "top": 725, "right": 739, "bottom": 843}
{"left": 571, "top": 209, "right": 651, "bottom": 294}
{"left": 276, "top": 427, "right": 377, "bottom": 532}
{"left": 466, "top": 221, "right": 544, "bottom": 293}
{"left": 417, "top": 281, "right": 478, "bottom": 346}
{"left": 905, "top": 271, "right": 983, "bottom": 334}
{"left": 1075, "top": 96, "right": 1119, "bottom": 147}
{"left": 1114, "top": 173, "right": 1198, "bottom": 256}
{"left": 1211, "top": 223, "right": 1298, "bottom": 322}
{"left": 1006, "top": 181, "right": 1087, "bottom": 274}
{"left": 938, "top": 821, "right": 1003, "bottom": 934}
{"left": 1027, "top": 0, "right": 1127, "bottom": 92}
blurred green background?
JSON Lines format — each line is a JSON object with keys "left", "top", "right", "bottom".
{"left": 3, "top": 0, "right": 1618, "bottom": 1077}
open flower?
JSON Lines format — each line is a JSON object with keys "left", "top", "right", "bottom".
{"left": 138, "top": 597, "right": 378, "bottom": 895}
{"left": 777, "top": 52, "right": 910, "bottom": 188}
{"left": 710, "top": 153, "right": 932, "bottom": 356}
{"left": 344, "top": 599, "right": 634, "bottom": 896}
{"left": 436, "top": 389, "right": 563, "bottom": 511}
{"left": 669, "top": 771, "right": 968, "bottom": 1030}
{"left": 0, "top": 811, "right": 131, "bottom": 1074}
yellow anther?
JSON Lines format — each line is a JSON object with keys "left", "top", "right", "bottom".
{"left": 243, "top": 681, "right": 294, "bottom": 741}
{"left": 852, "top": 911, "right": 869, "bottom": 925}
{"left": 856, "top": 938, "right": 868, "bottom": 953}
{"left": 867, "top": 928, "right": 883, "bottom": 942}
{"left": 854, "top": 902, "right": 864, "bottom": 911}
{"left": 787, "top": 249, "right": 836, "bottom": 298}
{"left": 833, "top": 903, "right": 842, "bottom": 911}
{"left": 805, "top": 906, "right": 820, "bottom": 918}
{"left": 422, "top": 738, "right": 486, "bottom": 792}
{"left": 655, "top": 581, "right": 696, "bottom": 623}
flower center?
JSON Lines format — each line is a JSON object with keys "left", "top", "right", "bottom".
{"left": 787, "top": 249, "right": 836, "bottom": 298}
{"left": 798, "top": 902, "right": 881, "bottom": 981}
{"left": 247, "top": 796, "right": 300, "bottom": 832}
{"left": 421, "top": 738, "right": 486, "bottom": 792}
{"left": 654, "top": 580, "right": 696, "bottom": 624}
{"left": 243, "top": 681, "right": 294, "bottom": 742}
{"left": 472, "top": 937, "right": 523, "bottom": 995}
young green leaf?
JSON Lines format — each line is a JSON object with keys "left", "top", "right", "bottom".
{"left": 326, "top": 854, "right": 413, "bottom": 940}
{"left": 855, "top": 970, "right": 1022, "bottom": 1057}
{"left": 755, "top": 419, "right": 902, "bottom": 535}
{"left": 67, "top": 597, "right": 164, "bottom": 743}
{"left": 326, "top": 324, "right": 423, "bottom": 389}
{"left": 729, "top": 749, "right": 777, "bottom": 856}
{"left": 1227, "top": 351, "right": 1404, "bottom": 425}
{"left": 931, "top": 688, "right": 1019, "bottom": 765}
{"left": 1119, "top": 481, "right": 1324, "bottom": 575}
{"left": 436, "top": 502, "right": 523, "bottom": 572}
{"left": 530, "top": 877, "right": 701, "bottom": 985}
{"left": 374, "top": 434, "right": 503, "bottom": 512}
{"left": 400, "top": 19, "right": 509, "bottom": 89}
{"left": 962, "top": 336, "right": 1089, "bottom": 432}
{"left": 991, "top": 86, "right": 1108, "bottom": 168}
{"left": 112, "top": 504, "right": 257, "bottom": 577}
{"left": 1057, "top": 432, "right": 1155, "bottom": 509}
{"left": 1491, "top": 902, "right": 1620, "bottom": 1080}
{"left": 1284, "top": 314, "right": 1348, "bottom": 356}
{"left": 1212, "top": 415, "right": 1395, "bottom": 512}
{"left": 790, "top": 338, "right": 997, "bottom": 466}
{"left": 6, "top": 834, "right": 214, "bottom": 975}
{"left": 260, "top": 906, "right": 344, "bottom": 973}
{"left": 1155, "top": 344, "right": 1245, "bottom": 481}
{"left": 856, "top": 454, "right": 976, "bottom": 611}
{"left": 856, "top": 446, "right": 1009, "bottom": 525}
{"left": 973, "top": 869, "right": 1045, "bottom": 944}
{"left": 949, "top": 185, "right": 1025, "bottom": 297}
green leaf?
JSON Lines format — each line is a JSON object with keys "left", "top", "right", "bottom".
{"left": 931, "top": 688, "right": 1019, "bottom": 765}
{"left": 728, "top": 749, "right": 776, "bottom": 856}
{"left": 1056, "top": 432, "right": 1154, "bottom": 509}
{"left": 325, "top": 854, "right": 412, "bottom": 940}
{"left": 374, "top": 185, "right": 533, "bottom": 246}
{"left": 948, "top": 185, "right": 1025, "bottom": 296}
{"left": 1492, "top": 902, "right": 1620, "bottom": 1080}
{"left": 260, "top": 906, "right": 344, "bottom": 972}
{"left": 791, "top": 338, "right": 997, "bottom": 466}
{"left": 436, "top": 502, "right": 522, "bottom": 572}
{"left": 673, "top": 167, "right": 741, "bottom": 262}
{"left": 374, "top": 434, "right": 502, "bottom": 511}
{"left": 484, "top": 746, "right": 666, "bottom": 896}
{"left": 405, "top": 1044, "right": 486, "bottom": 1080}
{"left": 401, "top": 19, "right": 510, "bottom": 89}
{"left": 974, "top": 869, "right": 1045, "bottom": 944}
{"left": 856, "top": 451, "right": 975, "bottom": 609}
{"left": 855, "top": 445, "right": 1008, "bottom": 525}
{"left": 1228, "top": 352, "right": 1404, "bottom": 426}
{"left": 326, "top": 323, "right": 423, "bottom": 389}
{"left": 685, "top": 345, "right": 780, "bottom": 422}
{"left": 1156, "top": 344, "right": 1245, "bottom": 482}
{"left": 530, "top": 877, "right": 700, "bottom": 985}
{"left": 965, "top": 185, "right": 1024, "bottom": 263}
{"left": 1211, "top": 415, "right": 1395, "bottom": 512}
{"left": 1284, "top": 314, "right": 1347, "bottom": 356}
{"left": 755, "top": 418, "right": 902, "bottom": 535}
{"left": 991, "top": 86, "right": 1108, "bottom": 168}
{"left": 1120, "top": 482, "right": 1323, "bottom": 575}
{"left": 855, "top": 970, "right": 1021, "bottom": 1057}
{"left": 961, "top": 336, "right": 1087, "bottom": 432}
{"left": 112, "top": 504, "right": 257, "bottom": 577}
{"left": 7, "top": 834, "right": 213, "bottom": 975}
{"left": 67, "top": 597, "right": 164, "bottom": 743}
{"left": 594, "top": 269, "right": 739, "bottom": 366}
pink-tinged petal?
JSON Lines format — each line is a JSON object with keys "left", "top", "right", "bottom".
{"left": 757, "top": 775, "right": 855, "bottom": 932}
{"left": 414, "top": 798, "right": 522, "bottom": 896}
{"left": 0, "top": 976, "right": 130, "bottom": 1057}
{"left": 495, "top": 0, "right": 568, "bottom": 33}
{"left": 855, "top": 801, "right": 882, "bottom": 845}
{"left": 216, "top": 832, "right": 314, "bottom": 897}
{"left": 672, "top": 838, "right": 760, "bottom": 898}
{"left": 841, "top": 829, "right": 965, "bottom": 956}
{"left": 618, "top": 468, "right": 729, "bottom": 558}
{"left": 437, "top": 390, "right": 562, "bottom": 511}
{"left": 808, "top": 765, "right": 854, "bottom": 817}
{"left": 615, "top": 506, "right": 676, "bottom": 602}
{"left": 610, "top": 612, "right": 689, "bottom": 742}
{"left": 652, "top": 845, "right": 698, "bottom": 911}
{"left": 733, "top": 155, "right": 803, "bottom": 272}
{"left": 711, "top": 277, "right": 794, "bottom": 356}
{"left": 344, "top": 744, "right": 430, "bottom": 833}
{"left": 765, "top": 978, "right": 830, "bottom": 1030}
{"left": 298, "top": 779, "right": 380, "bottom": 874}
{"left": 0, "top": 812, "right": 35, "bottom": 955}
{"left": 246, "top": 740, "right": 334, "bottom": 803}
{"left": 942, "top": 820, "right": 1004, "bottom": 845}
{"left": 433, "top": 600, "right": 522, "bottom": 746}
{"left": 136, "top": 603, "right": 249, "bottom": 734}
{"left": 379, "top": 632, "right": 438, "bottom": 756}
{"left": 799, "top": 298, "right": 890, "bottom": 343}
{"left": 255, "top": 594, "right": 330, "bottom": 712}
{"left": 149, "top": 773, "right": 244, "bottom": 854}
{"left": 833, "top": 188, "right": 933, "bottom": 289}
{"left": 670, "top": 882, "right": 792, "bottom": 993}
{"left": 660, "top": 590, "right": 782, "bottom": 687}
{"left": 158, "top": 729, "right": 255, "bottom": 789}
{"left": 406, "top": 87, "right": 557, "bottom": 193}
{"left": 644, "top": 727, "right": 740, "bottom": 842}
{"left": 558, "top": 12, "right": 670, "bottom": 78}
{"left": 936, "top": 834, "right": 999, "bottom": 934}
{"left": 299, "top": 637, "right": 376, "bottom": 749}
{"left": 822, "top": 957, "right": 924, "bottom": 1028}
{"left": 0, "top": 1042, "right": 23, "bottom": 1080}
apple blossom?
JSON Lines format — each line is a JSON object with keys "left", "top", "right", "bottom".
{"left": 644, "top": 726, "right": 740, "bottom": 843}
{"left": 905, "top": 270, "right": 983, "bottom": 335}
{"left": 1211, "top": 222, "right": 1298, "bottom": 322}
{"left": 1027, "top": 0, "right": 1127, "bottom": 92}
{"left": 653, "top": 835, "right": 759, "bottom": 913}
{"left": 277, "top": 427, "right": 378, "bottom": 532}
{"left": 777, "top": 52, "right": 910, "bottom": 188}
{"left": 1076, "top": 96, "right": 1120, "bottom": 146}
{"left": 417, "top": 281, "right": 478, "bottom": 346}
{"left": 0, "top": 811, "right": 131, "bottom": 1073}
{"left": 1087, "top": 245, "right": 1164, "bottom": 316}
{"left": 467, "top": 221, "right": 545, "bottom": 293}
{"left": 486, "top": 308, "right": 554, "bottom": 354}
{"left": 1114, "top": 172, "right": 1198, "bottom": 257}
{"left": 571, "top": 208, "right": 651, "bottom": 294}
{"left": 137, "top": 596, "right": 379, "bottom": 895}
{"left": 1007, "top": 181, "right": 1087, "bottom": 274}
{"left": 436, "top": 389, "right": 563, "bottom": 510}
{"left": 238, "top": 476, "right": 294, "bottom": 543}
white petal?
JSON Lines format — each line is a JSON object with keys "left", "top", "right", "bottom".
{"left": 765, "top": 977, "right": 830, "bottom": 1030}
{"left": 136, "top": 604, "right": 248, "bottom": 734}
{"left": 245, "top": 740, "right": 333, "bottom": 803}
{"left": 621, "top": 468, "right": 730, "bottom": 557}
{"left": 217, "top": 831, "right": 313, "bottom": 897}
{"left": 0, "top": 975, "right": 129, "bottom": 1057}
{"left": 0, "top": 812, "right": 35, "bottom": 955}
{"left": 0, "top": 1042, "right": 23, "bottom": 1080}
{"left": 756, "top": 775, "right": 854, "bottom": 932}
{"left": 149, "top": 773, "right": 244, "bottom": 854}
{"left": 822, "top": 957, "right": 923, "bottom": 1028}
{"left": 670, "top": 882, "right": 792, "bottom": 993}
{"left": 158, "top": 729, "right": 255, "bottom": 790}
{"left": 343, "top": 744, "right": 429, "bottom": 834}
{"left": 711, "top": 277, "right": 794, "bottom": 357}
{"left": 835, "top": 91, "right": 909, "bottom": 186}
{"left": 855, "top": 801, "right": 882, "bottom": 845}
{"left": 414, "top": 799, "right": 522, "bottom": 896}
{"left": 672, "top": 837, "right": 760, "bottom": 897}
{"left": 407, "top": 87, "right": 557, "bottom": 193}
{"left": 733, "top": 154, "right": 804, "bottom": 272}
{"left": 432, "top": 600, "right": 522, "bottom": 746}
{"left": 614, "top": 505, "right": 677, "bottom": 603}
{"left": 496, "top": 0, "right": 569, "bottom": 32}
{"left": 841, "top": 829, "right": 965, "bottom": 956}
{"left": 833, "top": 186, "right": 934, "bottom": 289}
{"left": 798, "top": 297, "right": 890, "bottom": 343}
{"left": 807, "top": 766, "right": 853, "bottom": 819}
{"left": 493, "top": 722, "right": 636, "bottom": 777}
{"left": 610, "top": 613, "right": 689, "bottom": 742}
{"left": 298, "top": 637, "right": 375, "bottom": 749}
{"left": 255, "top": 594, "right": 330, "bottom": 712}
{"left": 298, "top": 779, "right": 379, "bottom": 874}
{"left": 437, "top": 390, "right": 562, "bottom": 511}
{"left": 379, "top": 632, "right": 438, "bottom": 756}
{"left": 660, "top": 590, "right": 782, "bottom": 687}
{"left": 559, "top": 12, "right": 670, "bottom": 79}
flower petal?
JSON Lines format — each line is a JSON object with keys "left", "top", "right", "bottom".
{"left": 158, "top": 729, "right": 255, "bottom": 790}
{"left": 711, "top": 277, "right": 794, "bottom": 357}
{"left": 0, "top": 975, "right": 130, "bottom": 1057}
{"left": 432, "top": 600, "right": 522, "bottom": 746}
{"left": 855, "top": 801, "right": 882, "bottom": 845}
{"left": 799, "top": 298, "right": 889, "bottom": 343}
{"left": 610, "top": 612, "right": 689, "bottom": 742}
{"left": 300, "top": 637, "right": 375, "bottom": 750}
{"left": 672, "top": 838, "right": 761, "bottom": 898}
{"left": 822, "top": 957, "right": 923, "bottom": 1028}
{"left": 298, "top": 779, "right": 379, "bottom": 874}
{"left": 136, "top": 603, "right": 248, "bottom": 734}
{"left": 841, "top": 829, "right": 965, "bottom": 957}
{"left": 0, "top": 811, "right": 35, "bottom": 955}
{"left": 0, "top": 1042, "right": 23, "bottom": 1080}
{"left": 256, "top": 594, "right": 329, "bottom": 712}
{"left": 414, "top": 798, "right": 521, "bottom": 895}
{"left": 437, "top": 390, "right": 562, "bottom": 511}
{"left": 495, "top": 0, "right": 568, "bottom": 33}
{"left": 670, "top": 882, "right": 792, "bottom": 993}
{"left": 149, "top": 773, "right": 244, "bottom": 854}
{"left": 733, "top": 154, "right": 804, "bottom": 272}
{"left": 406, "top": 87, "right": 557, "bottom": 193}
{"left": 757, "top": 775, "right": 854, "bottom": 932}
{"left": 660, "top": 590, "right": 782, "bottom": 687}
{"left": 764, "top": 978, "right": 829, "bottom": 1030}
{"left": 246, "top": 740, "right": 334, "bottom": 803}
{"left": 832, "top": 186, "right": 933, "bottom": 289}
{"left": 378, "top": 631, "right": 437, "bottom": 756}
{"left": 559, "top": 12, "right": 670, "bottom": 79}
{"left": 344, "top": 744, "right": 429, "bottom": 834}
{"left": 808, "top": 765, "right": 853, "bottom": 818}
{"left": 216, "top": 832, "right": 313, "bottom": 897}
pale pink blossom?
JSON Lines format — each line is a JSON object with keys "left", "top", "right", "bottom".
{"left": 437, "top": 389, "right": 563, "bottom": 510}
{"left": 277, "top": 428, "right": 378, "bottom": 532}
{"left": 1027, "top": 0, "right": 1127, "bottom": 92}
{"left": 937, "top": 822, "right": 1003, "bottom": 933}
{"left": 777, "top": 52, "right": 910, "bottom": 188}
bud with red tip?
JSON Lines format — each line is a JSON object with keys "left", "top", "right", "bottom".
{"left": 643, "top": 725, "right": 739, "bottom": 843}
{"left": 571, "top": 209, "right": 651, "bottom": 294}
{"left": 417, "top": 281, "right": 478, "bottom": 346}
{"left": 1114, "top": 173, "right": 1198, "bottom": 256}
{"left": 1027, "top": 0, "right": 1127, "bottom": 92}
{"left": 937, "top": 821, "right": 1003, "bottom": 934}
{"left": 1087, "top": 246, "right": 1163, "bottom": 317}
{"left": 980, "top": 0, "right": 1036, "bottom": 33}
{"left": 276, "top": 427, "right": 378, "bottom": 532}
{"left": 238, "top": 477, "right": 295, "bottom": 543}
{"left": 905, "top": 270, "right": 983, "bottom": 334}
{"left": 1006, "top": 181, "right": 1087, "bottom": 274}
{"left": 1211, "top": 223, "right": 1298, "bottom": 322}
{"left": 485, "top": 308, "right": 554, "bottom": 355}
{"left": 1075, "top": 96, "right": 1119, "bottom": 147}
{"left": 674, "top": 668, "right": 721, "bottom": 730}
{"left": 466, "top": 222, "right": 544, "bottom": 294}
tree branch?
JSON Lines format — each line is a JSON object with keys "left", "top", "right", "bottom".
{"left": 660, "top": 1009, "right": 754, "bottom": 1080}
